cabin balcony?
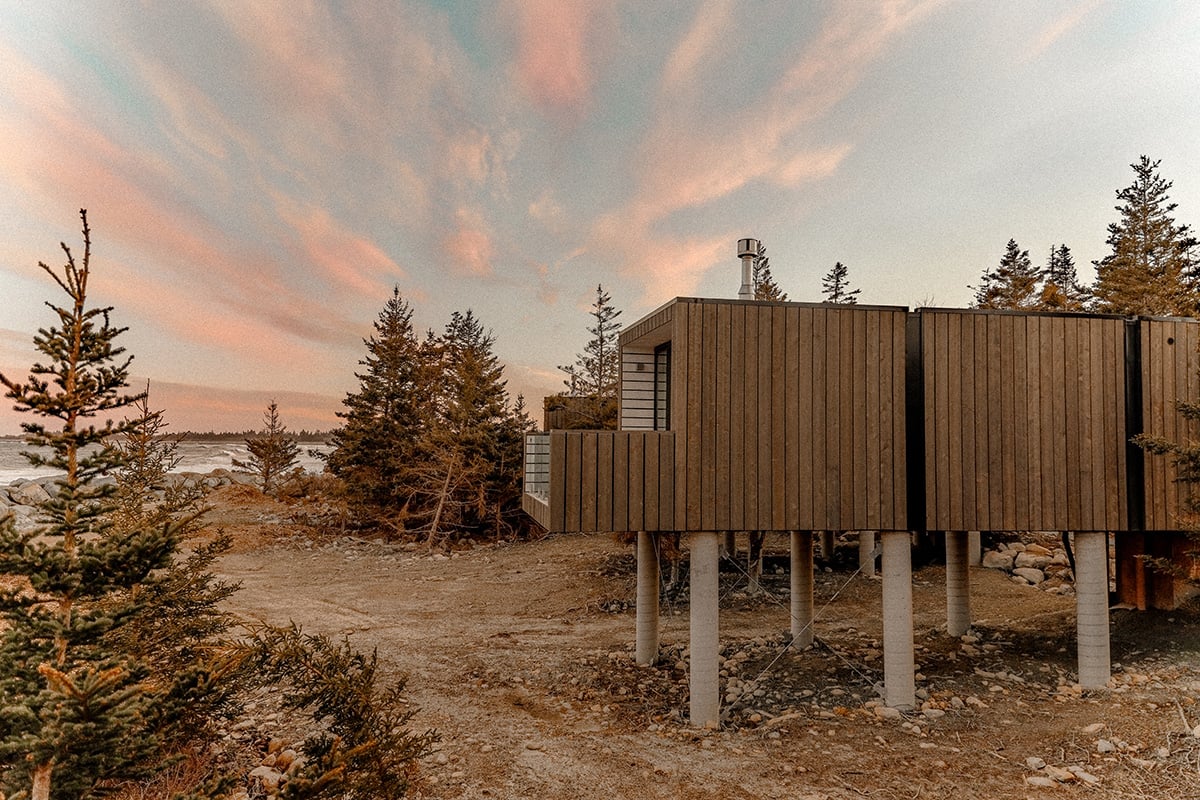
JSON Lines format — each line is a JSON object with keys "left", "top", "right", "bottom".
{"left": 521, "top": 430, "right": 677, "bottom": 532}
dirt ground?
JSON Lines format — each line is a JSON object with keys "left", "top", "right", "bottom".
{"left": 205, "top": 486, "right": 1200, "bottom": 800}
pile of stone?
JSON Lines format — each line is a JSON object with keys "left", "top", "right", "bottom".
{"left": 980, "top": 539, "right": 1075, "bottom": 594}
{"left": 0, "top": 470, "right": 254, "bottom": 535}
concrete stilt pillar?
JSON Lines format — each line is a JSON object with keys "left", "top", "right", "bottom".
{"left": 945, "top": 531, "right": 971, "bottom": 637}
{"left": 689, "top": 531, "right": 721, "bottom": 727}
{"left": 859, "top": 531, "right": 876, "bottom": 577}
{"left": 636, "top": 531, "right": 660, "bottom": 666}
{"left": 881, "top": 531, "right": 915, "bottom": 708}
{"left": 791, "top": 531, "right": 814, "bottom": 649}
{"left": 1075, "top": 531, "right": 1111, "bottom": 689}
{"left": 967, "top": 531, "right": 982, "bottom": 566}
{"left": 820, "top": 530, "right": 836, "bottom": 559}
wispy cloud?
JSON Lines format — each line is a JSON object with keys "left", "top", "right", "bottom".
{"left": 504, "top": 0, "right": 612, "bottom": 120}
{"left": 442, "top": 207, "right": 496, "bottom": 277}
{"left": 1024, "top": 0, "right": 1103, "bottom": 62}
{"left": 600, "top": 0, "right": 940, "bottom": 302}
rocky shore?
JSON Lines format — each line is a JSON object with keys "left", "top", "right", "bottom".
{"left": 0, "top": 468, "right": 256, "bottom": 534}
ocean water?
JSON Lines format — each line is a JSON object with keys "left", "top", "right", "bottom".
{"left": 0, "top": 439, "right": 332, "bottom": 484}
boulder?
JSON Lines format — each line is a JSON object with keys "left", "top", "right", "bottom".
{"left": 1013, "top": 567, "right": 1045, "bottom": 585}
{"left": 982, "top": 550, "right": 1014, "bottom": 571}
{"left": 12, "top": 482, "right": 51, "bottom": 506}
{"left": 1015, "top": 551, "right": 1052, "bottom": 570}
{"left": 1024, "top": 543, "right": 1052, "bottom": 555}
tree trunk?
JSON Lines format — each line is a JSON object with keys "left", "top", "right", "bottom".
{"left": 425, "top": 460, "right": 456, "bottom": 551}
{"left": 31, "top": 762, "right": 52, "bottom": 800}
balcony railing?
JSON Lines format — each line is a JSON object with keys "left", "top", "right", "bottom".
{"left": 522, "top": 430, "right": 676, "bottom": 532}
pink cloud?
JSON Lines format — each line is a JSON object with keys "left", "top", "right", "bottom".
{"left": 272, "top": 192, "right": 407, "bottom": 299}
{"left": 1024, "top": 0, "right": 1102, "bottom": 62}
{"left": 661, "top": 0, "right": 735, "bottom": 92}
{"left": 442, "top": 208, "right": 495, "bottom": 277}
{"left": 595, "top": 0, "right": 940, "bottom": 302}
{"left": 506, "top": 0, "right": 610, "bottom": 117}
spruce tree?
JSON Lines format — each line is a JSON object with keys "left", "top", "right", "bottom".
{"left": 417, "top": 310, "right": 528, "bottom": 545}
{"left": 821, "top": 262, "right": 860, "bottom": 304}
{"left": 326, "top": 288, "right": 431, "bottom": 529}
{"left": 1092, "top": 156, "right": 1199, "bottom": 316}
{"left": 1038, "top": 244, "right": 1090, "bottom": 311}
{"left": 752, "top": 242, "right": 788, "bottom": 301}
{"left": 557, "top": 284, "right": 623, "bottom": 429}
{"left": 971, "top": 238, "right": 1043, "bottom": 310}
{"left": 234, "top": 400, "right": 300, "bottom": 494}
{"left": 0, "top": 211, "right": 177, "bottom": 798}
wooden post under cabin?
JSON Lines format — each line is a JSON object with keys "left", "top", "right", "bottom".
{"left": 635, "top": 531, "right": 660, "bottom": 666}
{"left": 791, "top": 531, "right": 814, "bottom": 648}
{"left": 689, "top": 531, "right": 721, "bottom": 727}
{"left": 945, "top": 531, "right": 971, "bottom": 637}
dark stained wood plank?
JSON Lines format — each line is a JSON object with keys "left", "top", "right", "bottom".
{"left": 687, "top": 303, "right": 704, "bottom": 530}
{"left": 998, "top": 314, "right": 1017, "bottom": 531}
{"left": 796, "top": 307, "right": 814, "bottom": 528}
{"left": 581, "top": 433, "right": 598, "bottom": 531}
{"left": 1089, "top": 320, "right": 1107, "bottom": 529}
{"left": 613, "top": 431, "right": 629, "bottom": 532}
{"left": 986, "top": 314, "right": 1004, "bottom": 530}
{"left": 1052, "top": 316, "right": 1070, "bottom": 530}
{"left": 811, "top": 308, "right": 828, "bottom": 529}
{"left": 659, "top": 433, "right": 675, "bottom": 530}
{"left": 943, "top": 312, "right": 962, "bottom": 530}
{"left": 1100, "top": 320, "right": 1120, "bottom": 528}
{"left": 922, "top": 313, "right": 938, "bottom": 529}
{"left": 891, "top": 311, "right": 907, "bottom": 528}
{"left": 785, "top": 305, "right": 802, "bottom": 529}
{"left": 715, "top": 302, "right": 731, "bottom": 530}
{"left": 1024, "top": 317, "right": 1043, "bottom": 528}
{"left": 597, "top": 433, "right": 613, "bottom": 532}
{"left": 758, "top": 304, "right": 775, "bottom": 529}
{"left": 629, "top": 432, "right": 645, "bottom": 531}
{"left": 744, "top": 303, "right": 760, "bottom": 530}
{"left": 934, "top": 311, "right": 951, "bottom": 531}
{"left": 959, "top": 312, "right": 977, "bottom": 531}
{"left": 1037, "top": 316, "right": 1056, "bottom": 527}
{"left": 644, "top": 430, "right": 660, "bottom": 530}
{"left": 730, "top": 304, "right": 746, "bottom": 531}
{"left": 701, "top": 302, "right": 719, "bottom": 531}
{"left": 772, "top": 305, "right": 787, "bottom": 529}
{"left": 565, "top": 433, "right": 582, "bottom": 531}
{"left": 1011, "top": 316, "right": 1029, "bottom": 530}
{"left": 839, "top": 309, "right": 855, "bottom": 526}
{"left": 877, "top": 311, "right": 894, "bottom": 529}
{"left": 974, "top": 313, "right": 992, "bottom": 528}
{"left": 865, "top": 310, "right": 882, "bottom": 530}
{"left": 550, "top": 432, "right": 567, "bottom": 531}
{"left": 850, "top": 309, "right": 867, "bottom": 528}
{"left": 1064, "top": 317, "right": 1082, "bottom": 530}
{"left": 673, "top": 304, "right": 689, "bottom": 530}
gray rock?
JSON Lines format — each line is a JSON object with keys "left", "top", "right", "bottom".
{"left": 12, "top": 482, "right": 51, "bottom": 506}
{"left": 1013, "top": 567, "right": 1045, "bottom": 584}
{"left": 1025, "top": 776, "right": 1056, "bottom": 787}
{"left": 1025, "top": 756, "right": 1046, "bottom": 770}
{"left": 982, "top": 550, "right": 1014, "bottom": 571}
{"left": 1015, "top": 551, "right": 1052, "bottom": 570}
{"left": 247, "top": 765, "right": 283, "bottom": 792}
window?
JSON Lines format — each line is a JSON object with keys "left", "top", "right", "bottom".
{"left": 653, "top": 343, "right": 670, "bottom": 430}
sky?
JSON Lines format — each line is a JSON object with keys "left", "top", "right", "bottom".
{"left": 1, "top": 1, "right": 1199, "bottom": 435}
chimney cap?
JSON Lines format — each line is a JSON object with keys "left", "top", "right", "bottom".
{"left": 737, "top": 238, "right": 759, "bottom": 258}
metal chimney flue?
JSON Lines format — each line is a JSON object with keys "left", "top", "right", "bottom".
{"left": 737, "top": 238, "right": 759, "bottom": 300}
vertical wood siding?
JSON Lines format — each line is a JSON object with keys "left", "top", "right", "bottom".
{"left": 1141, "top": 318, "right": 1200, "bottom": 529}
{"left": 541, "top": 430, "right": 676, "bottom": 532}
{"left": 670, "top": 299, "right": 908, "bottom": 531}
{"left": 920, "top": 310, "right": 1128, "bottom": 531}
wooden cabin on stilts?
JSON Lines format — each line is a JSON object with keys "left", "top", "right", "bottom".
{"left": 522, "top": 240, "right": 1200, "bottom": 729}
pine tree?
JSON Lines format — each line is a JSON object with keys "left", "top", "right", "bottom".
{"left": 752, "top": 241, "right": 788, "bottom": 301}
{"left": 971, "top": 239, "right": 1043, "bottom": 310}
{"left": 1037, "top": 244, "right": 1090, "bottom": 311}
{"left": 326, "top": 288, "right": 432, "bottom": 529}
{"left": 0, "top": 211, "right": 178, "bottom": 798}
{"left": 1092, "top": 156, "right": 1199, "bottom": 316}
{"left": 821, "top": 262, "right": 861, "bottom": 304}
{"left": 234, "top": 400, "right": 300, "bottom": 494}
{"left": 557, "top": 284, "right": 623, "bottom": 429}
{"left": 416, "top": 310, "right": 529, "bottom": 546}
